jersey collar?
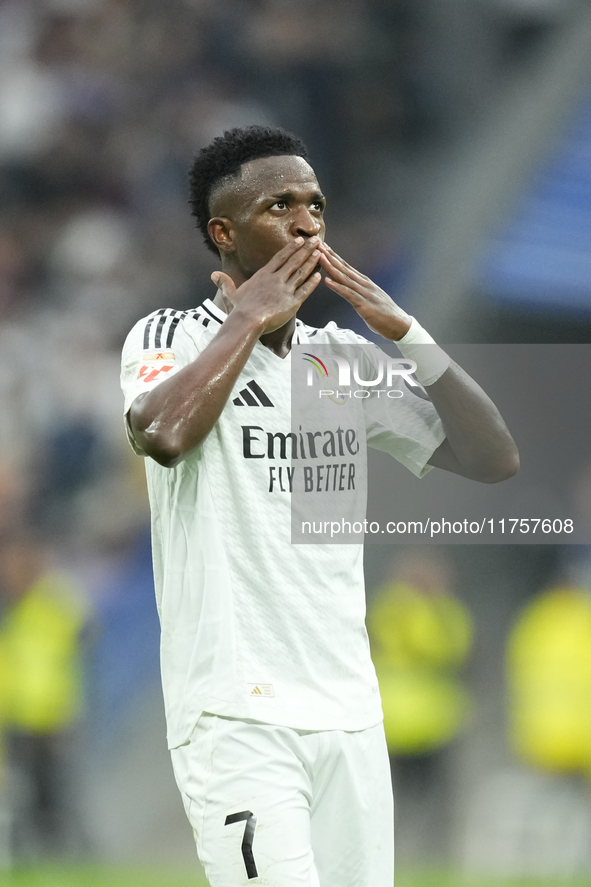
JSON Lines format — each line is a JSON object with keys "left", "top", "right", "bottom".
{"left": 200, "top": 297, "right": 311, "bottom": 345}
{"left": 198, "top": 298, "right": 227, "bottom": 325}
{"left": 294, "top": 319, "right": 309, "bottom": 345}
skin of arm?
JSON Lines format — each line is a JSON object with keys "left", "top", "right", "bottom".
{"left": 129, "top": 236, "right": 322, "bottom": 467}
{"left": 318, "top": 242, "right": 520, "bottom": 484}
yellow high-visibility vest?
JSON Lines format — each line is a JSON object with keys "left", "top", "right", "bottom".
{"left": 368, "top": 581, "right": 473, "bottom": 754}
{"left": 0, "top": 572, "right": 87, "bottom": 734}
{"left": 507, "top": 586, "right": 591, "bottom": 773}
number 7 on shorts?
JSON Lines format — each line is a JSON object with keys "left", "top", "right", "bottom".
{"left": 224, "top": 810, "right": 258, "bottom": 879}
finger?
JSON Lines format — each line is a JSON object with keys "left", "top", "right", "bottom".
{"left": 211, "top": 272, "right": 238, "bottom": 312}
{"left": 318, "top": 256, "right": 371, "bottom": 297}
{"left": 321, "top": 243, "right": 367, "bottom": 279}
{"left": 321, "top": 243, "right": 353, "bottom": 264}
{"left": 211, "top": 271, "right": 239, "bottom": 314}
{"left": 295, "top": 271, "right": 322, "bottom": 301}
{"left": 324, "top": 275, "right": 365, "bottom": 306}
{"left": 286, "top": 247, "right": 321, "bottom": 285}
{"left": 318, "top": 248, "right": 368, "bottom": 285}
{"left": 321, "top": 247, "right": 367, "bottom": 277}
{"left": 279, "top": 235, "right": 321, "bottom": 277}
{"left": 265, "top": 236, "right": 307, "bottom": 272}
{"left": 211, "top": 271, "right": 236, "bottom": 295}
{"left": 320, "top": 243, "right": 355, "bottom": 268}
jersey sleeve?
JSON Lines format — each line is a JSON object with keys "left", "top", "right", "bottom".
{"left": 120, "top": 311, "right": 199, "bottom": 455}
{"left": 360, "top": 344, "right": 446, "bottom": 478}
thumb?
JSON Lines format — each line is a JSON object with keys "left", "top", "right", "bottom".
{"left": 211, "top": 271, "right": 236, "bottom": 298}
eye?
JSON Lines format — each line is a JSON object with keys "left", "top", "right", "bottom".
{"left": 311, "top": 201, "right": 325, "bottom": 213}
{"left": 270, "top": 201, "right": 288, "bottom": 211}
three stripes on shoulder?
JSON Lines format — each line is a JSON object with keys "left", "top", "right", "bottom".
{"left": 142, "top": 309, "right": 275, "bottom": 408}
{"left": 142, "top": 304, "right": 217, "bottom": 350}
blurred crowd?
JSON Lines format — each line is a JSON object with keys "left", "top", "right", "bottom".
{"left": 0, "top": 0, "right": 588, "bottom": 871}
{"left": 368, "top": 550, "right": 473, "bottom": 864}
{"left": 0, "top": 0, "right": 415, "bottom": 553}
{"left": 369, "top": 547, "right": 591, "bottom": 872}
{"left": 0, "top": 0, "right": 578, "bottom": 551}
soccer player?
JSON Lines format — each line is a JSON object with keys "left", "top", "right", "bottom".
{"left": 120, "top": 126, "right": 518, "bottom": 887}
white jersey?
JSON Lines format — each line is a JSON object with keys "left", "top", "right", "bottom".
{"left": 120, "top": 299, "right": 445, "bottom": 749}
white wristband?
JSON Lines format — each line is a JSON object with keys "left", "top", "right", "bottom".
{"left": 394, "top": 317, "right": 451, "bottom": 386}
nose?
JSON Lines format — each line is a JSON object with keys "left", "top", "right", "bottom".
{"left": 292, "top": 207, "right": 322, "bottom": 239}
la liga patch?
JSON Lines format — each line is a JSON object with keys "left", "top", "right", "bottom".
{"left": 138, "top": 350, "right": 176, "bottom": 383}
{"left": 142, "top": 350, "right": 175, "bottom": 361}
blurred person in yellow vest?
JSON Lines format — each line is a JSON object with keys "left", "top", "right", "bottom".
{"left": 507, "top": 573, "right": 591, "bottom": 777}
{"left": 367, "top": 549, "right": 473, "bottom": 863}
{"left": 368, "top": 549, "right": 473, "bottom": 756}
{"left": 0, "top": 531, "right": 89, "bottom": 860}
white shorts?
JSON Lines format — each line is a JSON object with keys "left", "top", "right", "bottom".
{"left": 170, "top": 714, "right": 394, "bottom": 887}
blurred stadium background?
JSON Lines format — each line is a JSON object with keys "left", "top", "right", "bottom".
{"left": 1, "top": 0, "right": 591, "bottom": 884}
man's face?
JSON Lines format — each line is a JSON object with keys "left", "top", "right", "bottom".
{"left": 209, "top": 155, "right": 326, "bottom": 279}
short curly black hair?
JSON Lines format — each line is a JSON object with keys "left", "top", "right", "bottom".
{"left": 188, "top": 125, "right": 309, "bottom": 255}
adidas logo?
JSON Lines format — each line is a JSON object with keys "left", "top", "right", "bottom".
{"left": 233, "top": 380, "right": 274, "bottom": 407}
{"left": 247, "top": 683, "right": 274, "bottom": 697}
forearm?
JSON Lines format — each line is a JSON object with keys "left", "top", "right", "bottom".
{"left": 316, "top": 243, "right": 519, "bottom": 482}
{"left": 426, "top": 361, "right": 520, "bottom": 483}
{"left": 130, "top": 307, "right": 264, "bottom": 467}
{"left": 129, "top": 238, "right": 322, "bottom": 467}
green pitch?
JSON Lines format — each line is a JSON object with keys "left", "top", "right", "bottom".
{"left": 0, "top": 866, "right": 201, "bottom": 887}
{"left": 0, "top": 866, "right": 207, "bottom": 887}
{"left": 399, "top": 876, "right": 591, "bottom": 887}
{"left": 0, "top": 867, "right": 590, "bottom": 887}
{"left": 0, "top": 866, "right": 203, "bottom": 887}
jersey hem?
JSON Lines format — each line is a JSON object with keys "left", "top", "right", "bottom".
{"left": 167, "top": 705, "right": 384, "bottom": 749}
